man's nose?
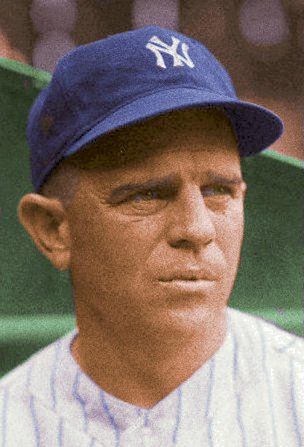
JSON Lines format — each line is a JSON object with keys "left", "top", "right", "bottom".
{"left": 167, "top": 187, "right": 216, "bottom": 252}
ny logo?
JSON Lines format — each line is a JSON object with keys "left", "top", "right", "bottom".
{"left": 146, "top": 35, "right": 195, "bottom": 69}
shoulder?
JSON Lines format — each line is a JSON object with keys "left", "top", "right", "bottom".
{"left": 227, "top": 307, "right": 304, "bottom": 367}
{"left": 0, "top": 345, "right": 52, "bottom": 419}
{"left": 0, "top": 329, "right": 75, "bottom": 406}
{"left": 0, "top": 344, "right": 50, "bottom": 439}
{"left": 0, "top": 329, "right": 77, "bottom": 441}
{"left": 0, "top": 337, "right": 55, "bottom": 390}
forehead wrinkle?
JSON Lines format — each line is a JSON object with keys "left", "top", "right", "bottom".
{"left": 86, "top": 142, "right": 242, "bottom": 186}
{"left": 71, "top": 108, "right": 239, "bottom": 178}
{"left": 78, "top": 114, "right": 242, "bottom": 198}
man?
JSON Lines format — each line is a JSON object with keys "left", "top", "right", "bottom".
{"left": 0, "top": 26, "right": 303, "bottom": 446}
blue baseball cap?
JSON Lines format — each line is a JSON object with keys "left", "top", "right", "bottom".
{"left": 27, "top": 25, "right": 284, "bottom": 192}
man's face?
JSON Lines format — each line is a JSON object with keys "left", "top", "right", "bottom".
{"left": 67, "top": 109, "right": 247, "bottom": 342}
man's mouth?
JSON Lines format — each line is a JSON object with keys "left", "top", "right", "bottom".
{"left": 159, "top": 270, "right": 218, "bottom": 282}
{"left": 158, "top": 277, "right": 215, "bottom": 293}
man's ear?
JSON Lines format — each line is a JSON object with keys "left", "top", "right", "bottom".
{"left": 241, "top": 181, "right": 247, "bottom": 201}
{"left": 17, "top": 193, "right": 71, "bottom": 271}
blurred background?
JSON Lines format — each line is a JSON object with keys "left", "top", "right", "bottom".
{"left": 0, "top": 0, "right": 303, "bottom": 159}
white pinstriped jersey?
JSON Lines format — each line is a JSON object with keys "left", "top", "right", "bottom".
{"left": 0, "top": 307, "right": 303, "bottom": 447}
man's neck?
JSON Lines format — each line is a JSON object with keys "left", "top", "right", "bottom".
{"left": 71, "top": 311, "right": 228, "bottom": 409}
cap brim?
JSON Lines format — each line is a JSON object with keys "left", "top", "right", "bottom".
{"left": 64, "top": 87, "right": 283, "bottom": 159}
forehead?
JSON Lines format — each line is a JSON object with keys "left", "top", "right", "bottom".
{"left": 68, "top": 107, "right": 239, "bottom": 173}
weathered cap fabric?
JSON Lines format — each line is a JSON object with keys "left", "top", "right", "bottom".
{"left": 27, "top": 26, "right": 284, "bottom": 192}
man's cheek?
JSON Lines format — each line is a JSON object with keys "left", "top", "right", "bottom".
{"left": 215, "top": 209, "right": 244, "bottom": 240}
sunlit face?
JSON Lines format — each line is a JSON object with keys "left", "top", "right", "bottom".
{"left": 67, "top": 109, "right": 247, "bottom": 342}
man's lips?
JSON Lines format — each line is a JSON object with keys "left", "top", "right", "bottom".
{"left": 158, "top": 276, "right": 216, "bottom": 294}
{"left": 158, "top": 270, "right": 219, "bottom": 282}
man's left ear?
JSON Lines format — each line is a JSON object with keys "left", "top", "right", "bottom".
{"left": 241, "top": 181, "right": 247, "bottom": 201}
{"left": 17, "top": 193, "right": 71, "bottom": 271}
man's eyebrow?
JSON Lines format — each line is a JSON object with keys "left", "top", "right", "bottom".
{"left": 204, "top": 171, "right": 245, "bottom": 186}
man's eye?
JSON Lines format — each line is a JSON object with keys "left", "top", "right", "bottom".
{"left": 118, "top": 189, "right": 168, "bottom": 215}
{"left": 131, "top": 190, "right": 159, "bottom": 202}
{"left": 202, "top": 185, "right": 232, "bottom": 197}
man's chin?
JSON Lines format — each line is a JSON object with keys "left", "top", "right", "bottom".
{"left": 145, "top": 301, "right": 228, "bottom": 343}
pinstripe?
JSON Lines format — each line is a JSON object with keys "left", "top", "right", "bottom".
{"left": 205, "top": 358, "right": 215, "bottom": 447}
{"left": 232, "top": 329, "right": 247, "bottom": 447}
{"left": 289, "top": 358, "right": 303, "bottom": 447}
{"left": 144, "top": 409, "right": 149, "bottom": 427}
{"left": 29, "top": 394, "right": 40, "bottom": 447}
{"left": 1, "top": 388, "right": 8, "bottom": 447}
{"left": 27, "top": 363, "right": 41, "bottom": 446}
{"left": 26, "top": 363, "right": 33, "bottom": 388}
{"left": 100, "top": 390, "right": 120, "bottom": 447}
{"left": 172, "top": 387, "right": 182, "bottom": 444}
{"left": 50, "top": 340, "right": 62, "bottom": 411}
{"left": 58, "top": 418, "right": 64, "bottom": 447}
{"left": 72, "top": 370, "right": 89, "bottom": 432}
{"left": 277, "top": 339, "right": 296, "bottom": 353}
{"left": 257, "top": 319, "right": 278, "bottom": 447}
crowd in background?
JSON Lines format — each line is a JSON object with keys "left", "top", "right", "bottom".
{"left": 0, "top": 0, "right": 303, "bottom": 160}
